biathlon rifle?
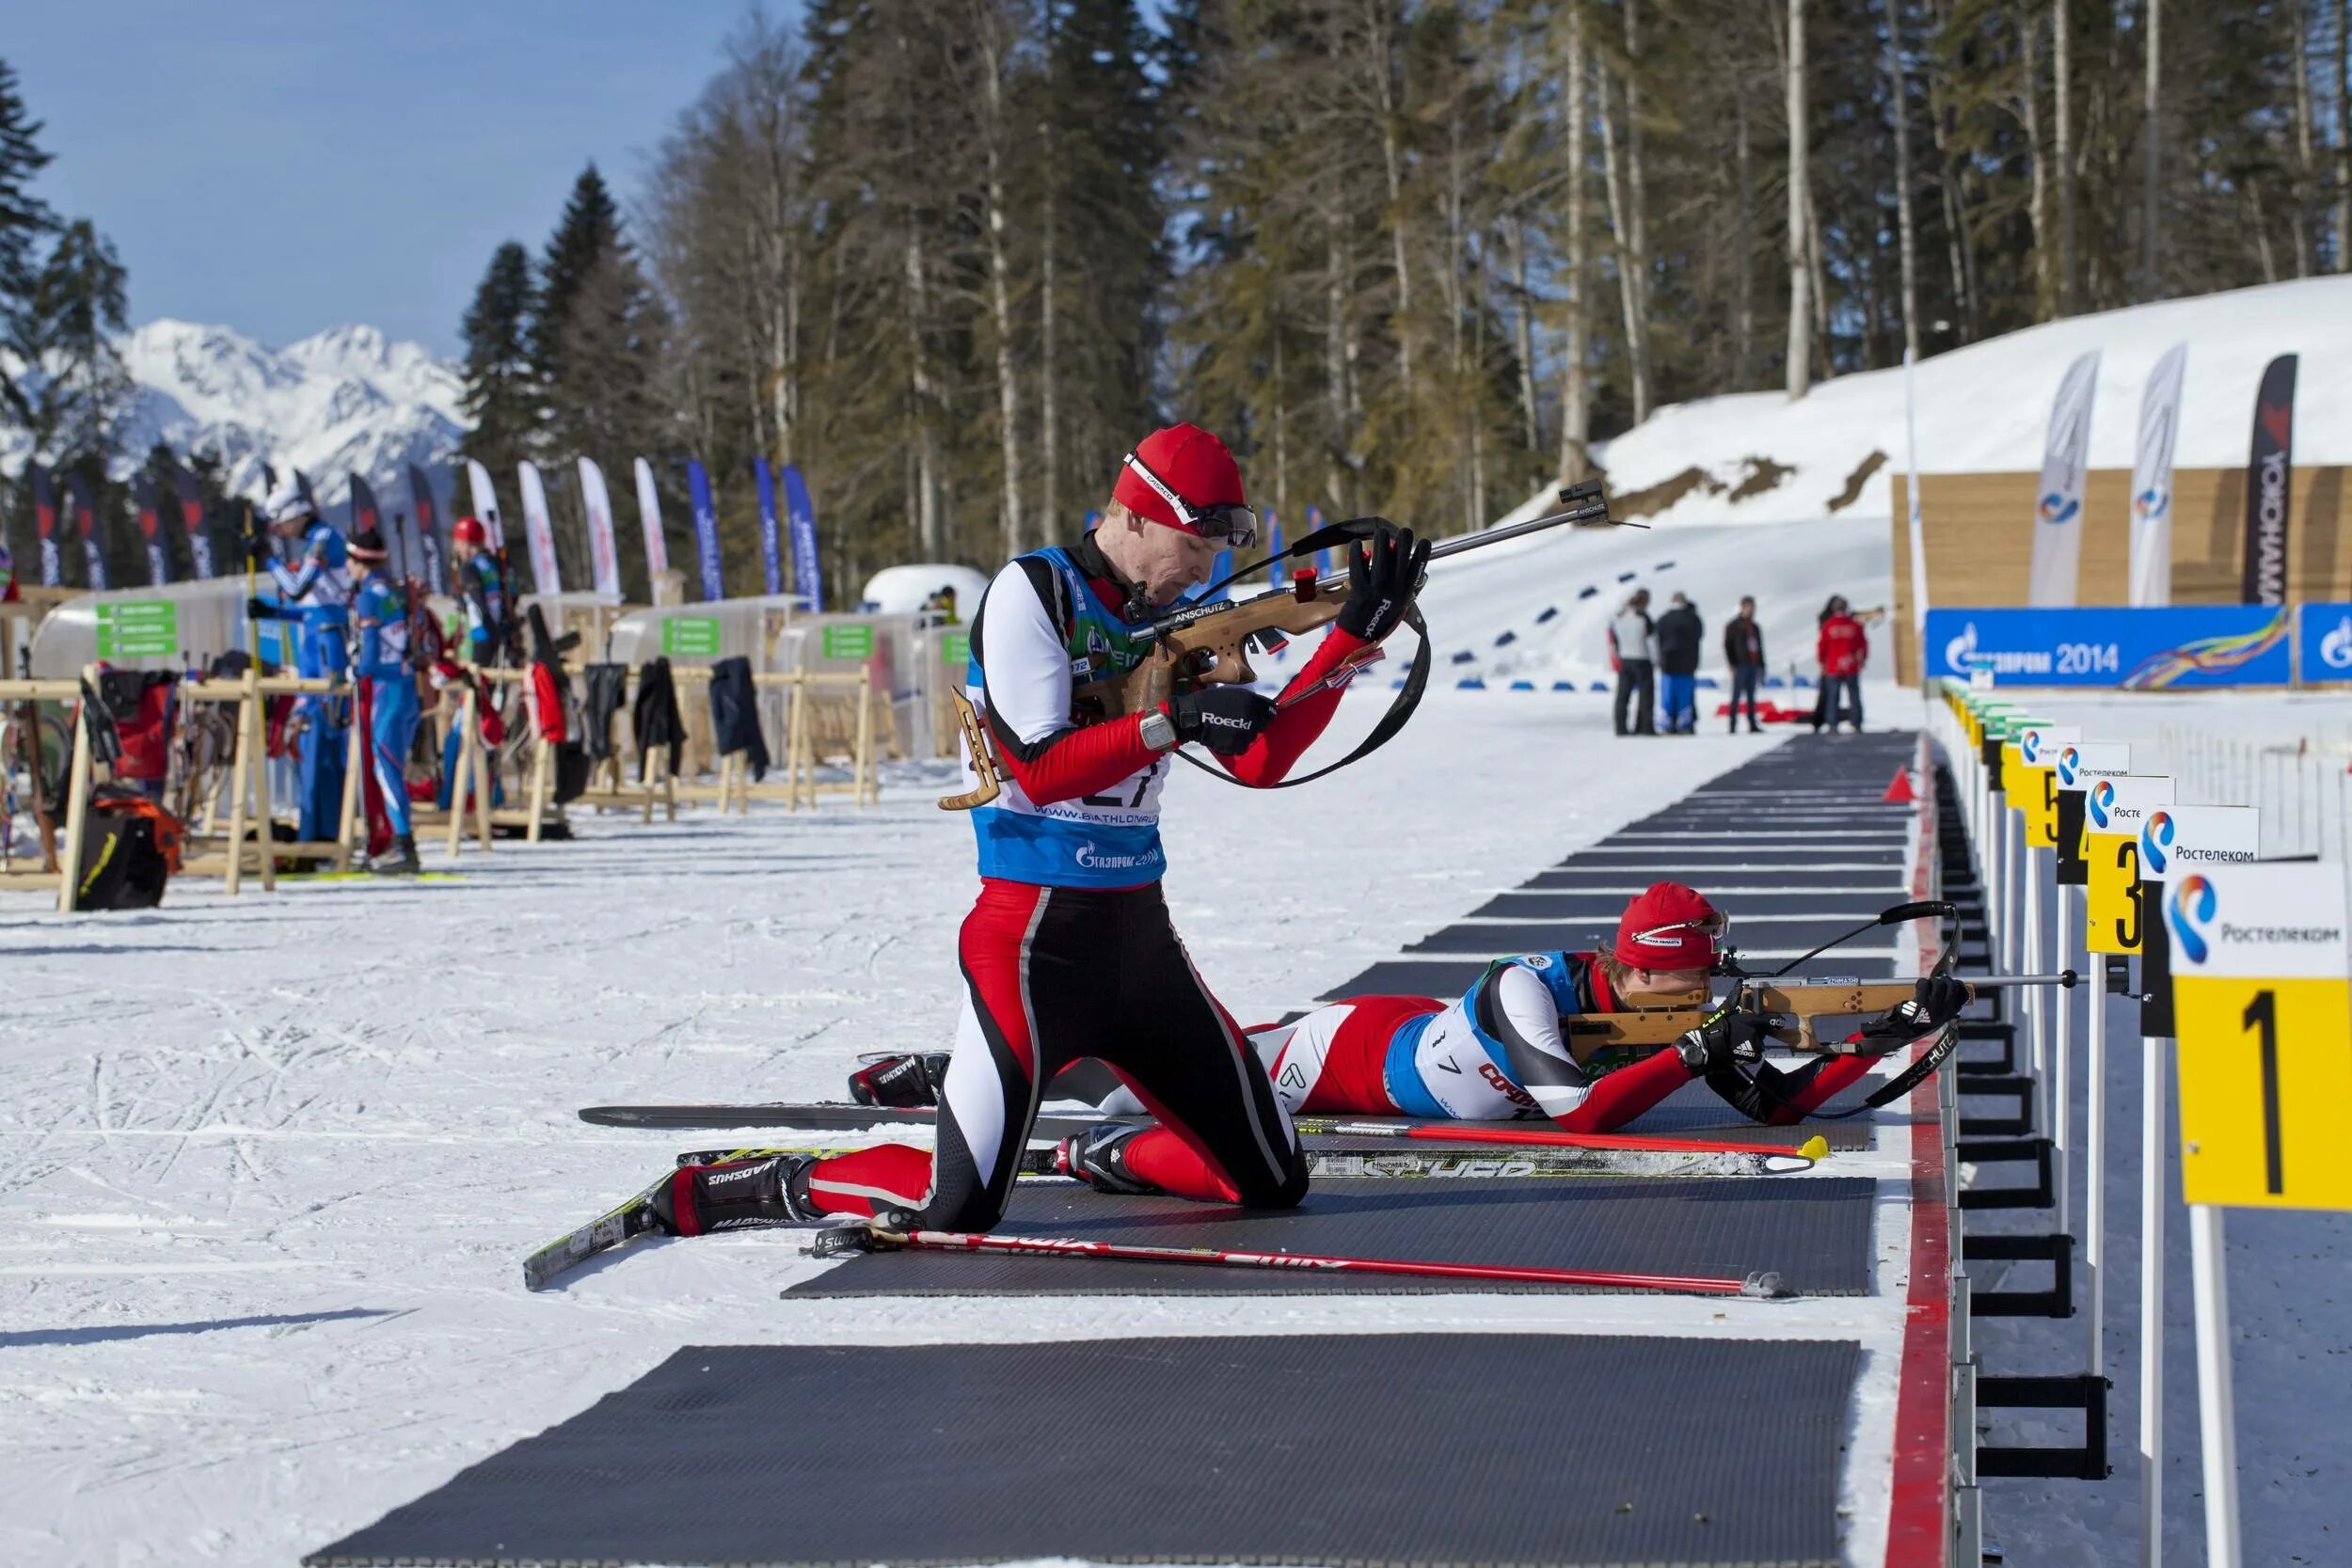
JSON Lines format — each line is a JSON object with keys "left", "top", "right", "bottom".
{"left": 1557, "top": 900, "right": 2078, "bottom": 1058}
{"left": 943, "top": 479, "right": 1620, "bottom": 810}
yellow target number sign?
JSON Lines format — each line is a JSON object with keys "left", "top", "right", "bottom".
{"left": 2083, "top": 775, "right": 2174, "bottom": 955}
{"left": 2010, "top": 723, "right": 2079, "bottom": 848}
{"left": 2169, "top": 863, "right": 2352, "bottom": 1211}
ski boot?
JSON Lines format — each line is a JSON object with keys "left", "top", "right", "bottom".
{"left": 372, "top": 833, "right": 421, "bottom": 877}
{"left": 652, "top": 1153, "right": 824, "bottom": 1235}
{"left": 847, "top": 1052, "right": 951, "bottom": 1108}
{"left": 1053, "top": 1123, "right": 1161, "bottom": 1196}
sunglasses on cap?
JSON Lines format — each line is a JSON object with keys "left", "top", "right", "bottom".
{"left": 1120, "top": 450, "right": 1260, "bottom": 549}
{"left": 1627, "top": 909, "right": 1731, "bottom": 952}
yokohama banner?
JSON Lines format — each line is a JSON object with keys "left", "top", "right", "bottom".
{"left": 2127, "top": 342, "right": 2186, "bottom": 608}
{"left": 782, "top": 462, "right": 823, "bottom": 610}
{"left": 632, "top": 457, "right": 669, "bottom": 579}
{"left": 687, "top": 459, "right": 724, "bottom": 601}
{"left": 466, "top": 460, "right": 505, "bottom": 547}
{"left": 31, "top": 464, "right": 59, "bottom": 586}
{"left": 516, "top": 460, "right": 562, "bottom": 595}
{"left": 173, "top": 463, "right": 215, "bottom": 578}
{"left": 754, "top": 457, "right": 785, "bottom": 596}
{"left": 577, "top": 457, "right": 622, "bottom": 599}
{"left": 2026, "top": 351, "right": 2100, "bottom": 607}
{"left": 2242, "top": 354, "right": 2296, "bottom": 607}
{"left": 134, "top": 474, "right": 169, "bottom": 585}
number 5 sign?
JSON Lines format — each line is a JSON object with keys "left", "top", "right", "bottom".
{"left": 2170, "top": 863, "right": 2352, "bottom": 1210}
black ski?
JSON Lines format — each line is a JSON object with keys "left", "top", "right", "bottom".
{"left": 520, "top": 1144, "right": 777, "bottom": 1291}
{"left": 580, "top": 1102, "right": 1129, "bottom": 1134}
{"left": 675, "top": 1142, "right": 1818, "bottom": 1180}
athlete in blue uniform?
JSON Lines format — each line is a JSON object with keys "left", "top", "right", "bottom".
{"left": 654, "top": 422, "right": 1430, "bottom": 1237}
{"left": 251, "top": 483, "right": 352, "bottom": 841}
{"left": 437, "top": 515, "right": 507, "bottom": 812}
{"left": 348, "top": 528, "right": 421, "bottom": 875}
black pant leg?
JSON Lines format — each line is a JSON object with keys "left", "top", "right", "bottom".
{"left": 1098, "top": 888, "right": 1308, "bottom": 1209}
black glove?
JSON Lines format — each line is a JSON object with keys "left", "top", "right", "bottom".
{"left": 1334, "top": 519, "right": 1431, "bottom": 641}
{"left": 246, "top": 597, "right": 281, "bottom": 621}
{"left": 1169, "top": 686, "right": 1277, "bottom": 756}
{"left": 1861, "top": 974, "right": 1970, "bottom": 1043}
{"left": 847, "top": 1053, "right": 950, "bottom": 1109}
{"left": 242, "top": 526, "right": 271, "bottom": 566}
{"left": 1674, "top": 1005, "right": 1772, "bottom": 1074}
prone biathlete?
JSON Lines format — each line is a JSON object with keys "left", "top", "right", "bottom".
{"left": 1051, "top": 881, "right": 1968, "bottom": 1200}
{"left": 652, "top": 422, "right": 1431, "bottom": 1236}
{"left": 347, "top": 527, "right": 421, "bottom": 876}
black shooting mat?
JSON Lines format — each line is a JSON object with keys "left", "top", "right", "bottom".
{"left": 787, "top": 1175, "right": 1875, "bottom": 1298}
{"left": 1470, "top": 889, "right": 1894, "bottom": 918}
{"left": 1409, "top": 917, "right": 1891, "bottom": 953}
{"left": 1526, "top": 866, "right": 1904, "bottom": 891}
{"left": 1557, "top": 846, "right": 1905, "bottom": 867}
{"left": 1325, "top": 955, "right": 1897, "bottom": 998}
{"left": 304, "top": 1333, "right": 1863, "bottom": 1568}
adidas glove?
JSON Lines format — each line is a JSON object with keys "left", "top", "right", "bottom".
{"left": 1674, "top": 1005, "right": 1771, "bottom": 1073}
{"left": 1862, "top": 974, "right": 1970, "bottom": 1042}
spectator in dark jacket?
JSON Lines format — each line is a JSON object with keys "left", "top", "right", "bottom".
{"left": 1652, "top": 593, "right": 1704, "bottom": 735}
{"left": 1723, "top": 596, "right": 1765, "bottom": 734}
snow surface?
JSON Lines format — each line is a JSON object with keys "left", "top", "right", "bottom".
{"left": 1592, "top": 275, "right": 2352, "bottom": 525}
{"left": 0, "top": 693, "right": 1939, "bottom": 1568}
{"left": 0, "top": 319, "right": 463, "bottom": 508}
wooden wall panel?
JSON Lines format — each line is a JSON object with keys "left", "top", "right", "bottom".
{"left": 1888, "top": 467, "right": 2352, "bottom": 681}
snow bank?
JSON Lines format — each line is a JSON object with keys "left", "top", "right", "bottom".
{"left": 1589, "top": 275, "right": 2352, "bottom": 526}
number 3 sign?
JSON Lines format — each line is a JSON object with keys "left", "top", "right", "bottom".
{"left": 2170, "top": 862, "right": 2352, "bottom": 1211}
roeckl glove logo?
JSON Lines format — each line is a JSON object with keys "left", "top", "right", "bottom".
{"left": 2141, "top": 810, "right": 2174, "bottom": 875}
{"left": 2169, "top": 876, "right": 2217, "bottom": 965}
{"left": 2088, "top": 779, "right": 2116, "bottom": 829}
{"left": 1200, "top": 711, "right": 1252, "bottom": 730}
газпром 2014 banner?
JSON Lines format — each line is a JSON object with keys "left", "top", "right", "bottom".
{"left": 1926, "top": 606, "right": 2292, "bottom": 689}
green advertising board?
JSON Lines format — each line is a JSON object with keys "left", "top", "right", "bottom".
{"left": 941, "top": 631, "right": 970, "bottom": 668}
{"left": 823, "top": 623, "right": 876, "bottom": 660}
{"left": 662, "top": 616, "right": 722, "bottom": 657}
{"left": 96, "top": 600, "right": 179, "bottom": 658}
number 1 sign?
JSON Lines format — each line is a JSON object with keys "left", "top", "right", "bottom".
{"left": 2170, "top": 862, "right": 2352, "bottom": 1211}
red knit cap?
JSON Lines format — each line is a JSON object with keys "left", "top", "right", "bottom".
{"left": 1113, "top": 422, "right": 1245, "bottom": 533}
{"left": 1614, "top": 881, "right": 1723, "bottom": 970}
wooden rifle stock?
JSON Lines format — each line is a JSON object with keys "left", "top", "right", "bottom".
{"left": 1562, "top": 978, "right": 1972, "bottom": 1060}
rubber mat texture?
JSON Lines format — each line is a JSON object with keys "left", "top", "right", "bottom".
{"left": 786, "top": 1174, "right": 1873, "bottom": 1297}
{"left": 306, "top": 1333, "right": 1862, "bottom": 1568}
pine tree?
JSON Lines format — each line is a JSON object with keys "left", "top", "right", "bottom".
{"left": 456, "top": 242, "right": 536, "bottom": 479}
{"left": 3, "top": 218, "right": 131, "bottom": 460}
{"left": 0, "top": 56, "right": 57, "bottom": 436}
{"left": 532, "top": 165, "right": 623, "bottom": 407}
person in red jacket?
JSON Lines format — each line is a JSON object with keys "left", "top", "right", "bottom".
{"left": 1816, "top": 596, "right": 1868, "bottom": 733}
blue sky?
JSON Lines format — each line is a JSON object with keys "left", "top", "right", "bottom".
{"left": 8, "top": 2, "right": 771, "bottom": 356}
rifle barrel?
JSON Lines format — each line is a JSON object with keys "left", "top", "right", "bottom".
{"left": 1308, "top": 496, "right": 1615, "bottom": 594}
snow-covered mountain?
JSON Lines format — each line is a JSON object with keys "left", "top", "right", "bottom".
{"left": 1, "top": 319, "right": 465, "bottom": 509}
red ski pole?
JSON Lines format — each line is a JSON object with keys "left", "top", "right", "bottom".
{"left": 809, "top": 1225, "right": 1788, "bottom": 1299}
